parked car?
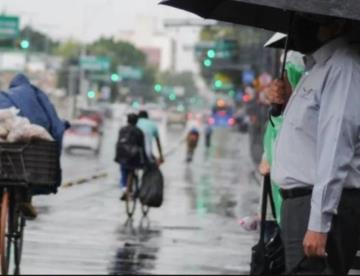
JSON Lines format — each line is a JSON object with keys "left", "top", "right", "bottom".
{"left": 78, "top": 107, "right": 105, "bottom": 127}
{"left": 167, "top": 107, "right": 187, "bottom": 126}
{"left": 63, "top": 118, "right": 102, "bottom": 154}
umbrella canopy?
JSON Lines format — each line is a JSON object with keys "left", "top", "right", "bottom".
{"left": 264, "top": 33, "right": 287, "bottom": 48}
{"left": 160, "top": 0, "right": 360, "bottom": 32}
{"left": 263, "top": 32, "right": 300, "bottom": 51}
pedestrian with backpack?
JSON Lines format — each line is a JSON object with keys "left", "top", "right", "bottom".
{"left": 115, "top": 114, "right": 146, "bottom": 201}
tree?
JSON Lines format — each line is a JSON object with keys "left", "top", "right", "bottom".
{"left": 88, "top": 37, "right": 146, "bottom": 71}
{"left": 53, "top": 39, "right": 81, "bottom": 61}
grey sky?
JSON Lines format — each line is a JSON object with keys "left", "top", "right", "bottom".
{"left": 0, "top": 0, "right": 198, "bottom": 41}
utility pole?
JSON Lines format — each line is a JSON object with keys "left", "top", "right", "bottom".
{"left": 68, "top": 66, "right": 78, "bottom": 119}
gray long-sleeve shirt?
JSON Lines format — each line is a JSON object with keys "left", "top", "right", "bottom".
{"left": 272, "top": 37, "right": 360, "bottom": 233}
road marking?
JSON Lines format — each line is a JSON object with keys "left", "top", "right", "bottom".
{"left": 62, "top": 172, "right": 108, "bottom": 189}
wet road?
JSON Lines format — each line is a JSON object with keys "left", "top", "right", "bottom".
{"left": 20, "top": 120, "right": 260, "bottom": 275}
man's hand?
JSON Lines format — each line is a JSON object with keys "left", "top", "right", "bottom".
{"left": 258, "top": 160, "right": 270, "bottom": 176}
{"left": 266, "top": 80, "right": 288, "bottom": 104}
{"left": 303, "top": 230, "right": 328, "bottom": 257}
{"left": 157, "top": 156, "right": 164, "bottom": 166}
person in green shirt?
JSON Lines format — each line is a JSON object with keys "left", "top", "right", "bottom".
{"left": 259, "top": 50, "right": 305, "bottom": 224}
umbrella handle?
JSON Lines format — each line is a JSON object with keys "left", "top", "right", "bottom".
{"left": 270, "top": 12, "right": 295, "bottom": 117}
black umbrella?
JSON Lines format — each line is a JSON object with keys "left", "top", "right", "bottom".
{"left": 160, "top": 0, "right": 360, "bottom": 33}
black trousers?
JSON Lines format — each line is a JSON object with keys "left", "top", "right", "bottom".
{"left": 281, "top": 189, "right": 360, "bottom": 275}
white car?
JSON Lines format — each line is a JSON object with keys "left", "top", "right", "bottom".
{"left": 63, "top": 119, "right": 102, "bottom": 154}
{"left": 167, "top": 107, "right": 187, "bottom": 126}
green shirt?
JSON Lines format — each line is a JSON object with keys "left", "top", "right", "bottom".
{"left": 263, "top": 116, "right": 283, "bottom": 224}
{"left": 137, "top": 118, "right": 159, "bottom": 159}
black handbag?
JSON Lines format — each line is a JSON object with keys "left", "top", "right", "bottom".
{"left": 250, "top": 174, "right": 285, "bottom": 275}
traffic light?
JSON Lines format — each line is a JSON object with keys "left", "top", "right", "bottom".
{"left": 214, "top": 80, "right": 223, "bottom": 89}
{"left": 111, "top": 73, "right": 120, "bottom": 82}
{"left": 228, "top": 90, "right": 236, "bottom": 98}
{"left": 132, "top": 101, "right": 140, "bottom": 109}
{"left": 203, "top": 59, "right": 212, "bottom": 68}
{"left": 177, "top": 104, "right": 185, "bottom": 112}
{"left": 207, "top": 49, "right": 216, "bottom": 59}
{"left": 169, "top": 93, "right": 177, "bottom": 101}
{"left": 20, "top": 40, "right": 30, "bottom": 49}
{"left": 87, "top": 90, "right": 96, "bottom": 99}
{"left": 154, "top": 84, "right": 162, "bottom": 93}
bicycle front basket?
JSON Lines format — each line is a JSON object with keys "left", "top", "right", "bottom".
{"left": 0, "top": 140, "right": 60, "bottom": 187}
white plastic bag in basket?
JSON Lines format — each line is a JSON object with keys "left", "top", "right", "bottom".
{"left": 6, "top": 116, "right": 30, "bottom": 142}
{"left": 24, "top": 124, "right": 54, "bottom": 141}
{"left": 0, "top": 126, "right": 8, "bottom": 139}
{"left": 0, "top": 107, "right": 19, "bottom": 132}
{"left": 7, "top": 123, "right": 54, "bottom": 142}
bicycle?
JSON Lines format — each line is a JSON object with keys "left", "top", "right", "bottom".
{"left": 0, "top": 188, "right": 26, "bottom": 275}
{"left": 125, "top": 169, "right": 150, "bottom": 219}
{"left": 0, "top": 141, "right": 60, "bottom": 275}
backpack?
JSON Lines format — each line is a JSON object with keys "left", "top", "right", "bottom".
{"left": 115, "top": 127, "right": 144, "bottom": 167}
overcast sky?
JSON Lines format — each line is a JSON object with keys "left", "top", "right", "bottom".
{"left": 0, "top": 0, "right": 198, "bottom": 41}
{"left": 0, "top": 0, "right": 203, "bottom": 71}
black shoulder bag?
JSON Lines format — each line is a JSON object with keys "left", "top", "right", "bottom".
{"left": 250, "top": 174, "right": 285, "bottom": 275}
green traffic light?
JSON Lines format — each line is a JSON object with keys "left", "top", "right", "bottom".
{"left": 215, "top": 80, "right": 223, "bottom": 89}
{"left": 111, "top": 73, "right": 120, "bottom": 82}
{"left": 207, "top": 49, "right": 216, "bottom": 59}
{"left": 169, "top": 93, "right": 177, "bottom": 101}
{"left": 177, "top": 104, "right": 185, "bottom": 112}
{"left": 87, "top": 90, "right": 96, "bottom": 99}
{"left": 203, "top": 59, "right": 212, "bottom": 68}
{"left": 20, "top": 40, "right": 30, "bottom": 49}
{"left": 132, "top": 101, "right": 140, "bottom": 109}
{"left": 154, "top": 84, "right": 162, "bottom": 93}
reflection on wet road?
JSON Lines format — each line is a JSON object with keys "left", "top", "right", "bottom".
{"left": 21, "top": 123, "right": 259, "bottom": 275}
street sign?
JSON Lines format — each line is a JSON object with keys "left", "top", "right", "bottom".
{"left": 0, "top": 16, "right": 19, "bottom": 40}
{"left": 117, "top": 66, "right": 143, "bottom": 80}
{"left": 242, "top": 69, "right": 255, "bottom": 85}
{"left": 100, "top": 86, "right": 111, "bottom": 100}
{"left": 80, "top": 56, "right": 110, "bottom": 72}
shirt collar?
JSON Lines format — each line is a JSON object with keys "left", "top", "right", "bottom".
{"left": 310, "top": 36, "right": 347, "bottom": 66}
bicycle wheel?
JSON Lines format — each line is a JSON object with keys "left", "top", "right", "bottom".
{"left": 125, "top": 172, "right": 138, "bottom": 219}
{"left": 0, "top": 191, "right": 10, "bottom": 275}
{"left": 13, "top": 215, "right": 25, "bottom": 275}
{"left": 141, "top": 204, "right": 150, "bottom": 217}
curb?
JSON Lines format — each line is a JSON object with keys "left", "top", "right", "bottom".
{"left": 62, "top": 171, "right": 108, "bottom": 189}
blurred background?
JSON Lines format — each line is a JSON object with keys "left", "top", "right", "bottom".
{"left": 0, "top": 0, "right": 283, "bottom": 274}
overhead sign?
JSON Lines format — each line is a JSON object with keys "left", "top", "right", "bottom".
{"left": 117, "top": 66, "right": 143, "bottom": 80}
{"left": 242, "top": 69, "right": 255, "bottom": 85}
{"left": 0, "top": 16, "right": 20, "bottom": 40}
{"left": 80, "top": 56, "right": 110, "bottom": 72}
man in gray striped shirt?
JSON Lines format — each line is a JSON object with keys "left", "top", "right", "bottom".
{"left": 269, "top": 14, "right": 360, "bottom": 274}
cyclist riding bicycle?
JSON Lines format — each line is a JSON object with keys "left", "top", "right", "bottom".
{"left": 137, "top": 110, "right": 164, "bottom": 166}
{"left": 186, "top": 127, "right": 200, "bottom": 163}
{"left": 115, "top": 113, "right": 146, "bottom": 201}
{"left": 0, "top": 74, "right": 68, "bottom": 219}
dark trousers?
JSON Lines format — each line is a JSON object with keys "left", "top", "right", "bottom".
{"left": 281, "top": 189, "right": 360, "bottom": 275}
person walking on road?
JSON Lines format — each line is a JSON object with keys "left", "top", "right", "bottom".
{"left": 186, "top": 127, "right": 200, "bottom": 163}
{"left": 270, "top": 14, "right": 360, "bottom": 274}
{"left": 115, "top": 113, "right": 146, "bottom": 201}
{"left": 137, "top": 110, "right": 164, "bottom": 166}
{"left": 205, "top": 124, "right": 212, "bottom": 149}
